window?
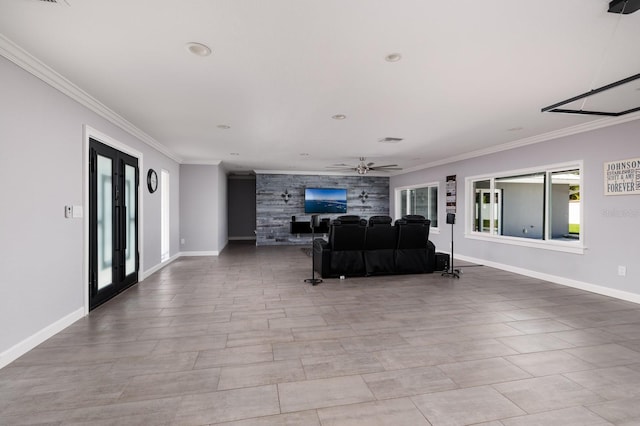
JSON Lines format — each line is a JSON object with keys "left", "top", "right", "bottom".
{"left": 395, "top": 182, "right": 439, "bottom": 229}
{"left": 467, "top": 162, "right": 582, "bottom": 253}
{"left": 160, "top": 170, "right": 170, "bottom": 262}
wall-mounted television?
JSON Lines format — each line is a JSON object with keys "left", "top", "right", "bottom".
{"left": 305, "top": 188, "right": 347, "bottom": 214}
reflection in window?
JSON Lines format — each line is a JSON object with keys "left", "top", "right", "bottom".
{"left": 495, "top": 173, "right": 544, "bottom": 240}
{"left": 469, "top": 165, "right": 581, "bottom": 245}
{"left": 473, "top": 180, "right": 492, "bottom": 233}
{"left": 397, "top": 183, "right": 439, "bottom": 227}
{"left": 550, "top": 169, "right": 580, "bottom": 240}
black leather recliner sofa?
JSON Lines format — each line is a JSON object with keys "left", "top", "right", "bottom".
{"left": 313, "top": 214, "right": 437, "bottom": 278}
{"left": 363, "top": 215, "right": 397, "bottom": 275}
{"left": 313, "top": 215, "right": 368, "bottom": 278}
{"left": 394, "top": 215, "right": 435, "bottom": 274}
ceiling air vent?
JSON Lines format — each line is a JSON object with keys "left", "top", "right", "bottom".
{"left": 38, "top": 0, "right": 70, "bottom": 5}
{"left": 378, "top": 137, "right": 403, "bottom": 143}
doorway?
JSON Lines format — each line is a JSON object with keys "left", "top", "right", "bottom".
{"left": 89, "top": 138, "right": 139, "bottom": 310}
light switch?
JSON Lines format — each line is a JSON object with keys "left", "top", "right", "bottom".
{"left": 72, "top": 205, "right": 83, "bottom": 218}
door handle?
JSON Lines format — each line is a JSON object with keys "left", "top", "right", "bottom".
{"left": 123, "top": 206, "right": 127, "bottom": 250}
{"left": 114, "top": 206, "right": 120, "bottom": 251}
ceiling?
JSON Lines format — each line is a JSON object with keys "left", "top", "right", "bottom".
{"left": 1, "top": 0, "right": 639, "bottom": 175}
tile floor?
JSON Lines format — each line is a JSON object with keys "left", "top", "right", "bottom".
{"left": 2, "top": 242, "right": 640, "bottom": 425}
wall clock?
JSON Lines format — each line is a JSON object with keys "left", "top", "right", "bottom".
{"left": 147, "top": 169, "right": 158, "bottom": 193}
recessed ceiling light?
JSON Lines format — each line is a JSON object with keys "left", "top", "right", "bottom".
{"left": 300, "top": 153, "right": 309, "bottom": 156}
{"left": 230, "top": 152, "right": 239, "bottom": 156}
{"left": 217, "top": 124, "right": 231, "bottom": 129}
{"left": 186, "top": 42, "right": 212, "bottom": 57}
{"left": 385, "top": 53, "right": 402, "bottom": 62}
{"left": 507, "top": 126, "right": 524, "bottom": 132}
{"left": 332, "top": 114, "right": 347, "bottom": 120}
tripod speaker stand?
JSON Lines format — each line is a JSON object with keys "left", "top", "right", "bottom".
{"left": 304, "top": 214, "right": 323, "bottom": 286}
{"left": 442, "top": 213, "right": 460, "bottom": 279}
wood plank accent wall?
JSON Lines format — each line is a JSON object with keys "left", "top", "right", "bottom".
{"left": 256, "top": 174, "right": 390, "bottom": 246}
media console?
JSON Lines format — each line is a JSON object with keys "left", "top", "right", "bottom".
{"left": 290, "top": 218, "right": 330, "bottom": 234}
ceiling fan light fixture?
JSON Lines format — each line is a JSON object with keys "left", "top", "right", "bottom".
{"left": 608, "top": 0, "right": 640, "bottom": 14}
{"left": 186, "top": 42, "right": 212, "bottom": 57}
{"left": 356, "top": 165, "right": 369, "bottom": 175}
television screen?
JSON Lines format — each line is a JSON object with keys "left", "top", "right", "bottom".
{"left": 305, "top": 188, "right": 347, "bottom": 214}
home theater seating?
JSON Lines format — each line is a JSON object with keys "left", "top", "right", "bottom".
{"left": 313, "top": 214, "right": 443, "bottom": 278}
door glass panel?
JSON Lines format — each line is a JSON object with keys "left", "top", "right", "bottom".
{"left": 97, "top": 155, "right": 113, "bottom": 289}
{"left": 125, "top": 164, "right": 136, "bottom": 275}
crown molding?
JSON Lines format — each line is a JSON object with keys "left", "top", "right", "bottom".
{"left": 181, "top": 160, "right": 222, "bottom": 166}
{"left": 253, "top": 169, "right": 391, "bottom": 177}
{"left": 400, "top": 112, "right": 640, "bottom": 176}
{"left": 0, "top": 34, "right": 182, "bottom": 164}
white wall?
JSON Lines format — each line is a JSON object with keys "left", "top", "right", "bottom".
{"left": 0, "top": 56, "right": 180, "bottom": 365}
{"left": 390, "top": 118, "right": 640, "bottom": 299}
{"left": 179, "top": 164, "right": 228, "bottom": 254}
{"left": 217, "top": 165, "right": 229, "bottom": 250}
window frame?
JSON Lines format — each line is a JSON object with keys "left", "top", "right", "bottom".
{"left": 394, "top": 181, "right": 440, "bottom": 234}
{"left": 465, "top": 161, "right": 584, "bottom": 254}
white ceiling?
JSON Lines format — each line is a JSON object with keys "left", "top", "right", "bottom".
{"left": 1, "top": 0, "right": 639, "bottom": 174}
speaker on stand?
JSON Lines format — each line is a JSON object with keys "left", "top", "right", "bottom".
{"left": 304, "top": 214, "right": 323, "bottom": 286}
{"left": 442, "top": 213, "right": 460, "bottom": 279}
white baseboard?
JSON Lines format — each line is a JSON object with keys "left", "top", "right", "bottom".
{"left": 179, "top": 250, "right": 220, "bottom": 257}
{"left": 142, "top": 252, "right": 181, "bottom": 280}
{"left": 1, "top": 250, "right": 227, "bottom": 371}
{"left": 229, "top": 236, "right": 256, "bottom": 241}
{"left": 456, "top": 254, "right": 640, "bottom": 305}
{"left": 0, "top": 307, "right": 84, "bottom": 369}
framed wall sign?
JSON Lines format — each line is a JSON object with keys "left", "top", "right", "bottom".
{"left": 604, "top": 157, "right": 640, "bottom": 196}
{"left": 446, "top": 174, "right": 457, "bottom": 214}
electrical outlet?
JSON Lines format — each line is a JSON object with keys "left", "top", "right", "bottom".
{"left": 618, "top": 265, "right": 627, "bottom": 276}
{"left": 181, "top": 238, "right": 185, "bottom": 245}
{"left": 64, "top": 205, "right": 72, "bottom": 218}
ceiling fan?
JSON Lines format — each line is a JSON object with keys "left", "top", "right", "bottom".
{"left": 326, "top": 157, "right": 402, "bottom": 175}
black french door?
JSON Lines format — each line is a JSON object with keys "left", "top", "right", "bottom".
{"left": 89, "top": 138, "right": 139, "bottom": 310}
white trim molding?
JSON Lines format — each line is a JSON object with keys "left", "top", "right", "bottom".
{"left": 0, "top": 308, "right": 84, "bottom": 369}
{"left": 142, "top": 252, "right": 181, "bottom": 280}
{"left": 181, "top": 160, "right": 222, "bottom": 166}
{"left": 398, "top": 112, "right": 640, "bottom": 176}
{"left": 179, "top": 251, "right": 220, "bottom": 257}
{"left": 456, "top": 254, "right": 640, "bottom": 305}
{"left": 254, "top": 170, "right": 392, "bottom": 177}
